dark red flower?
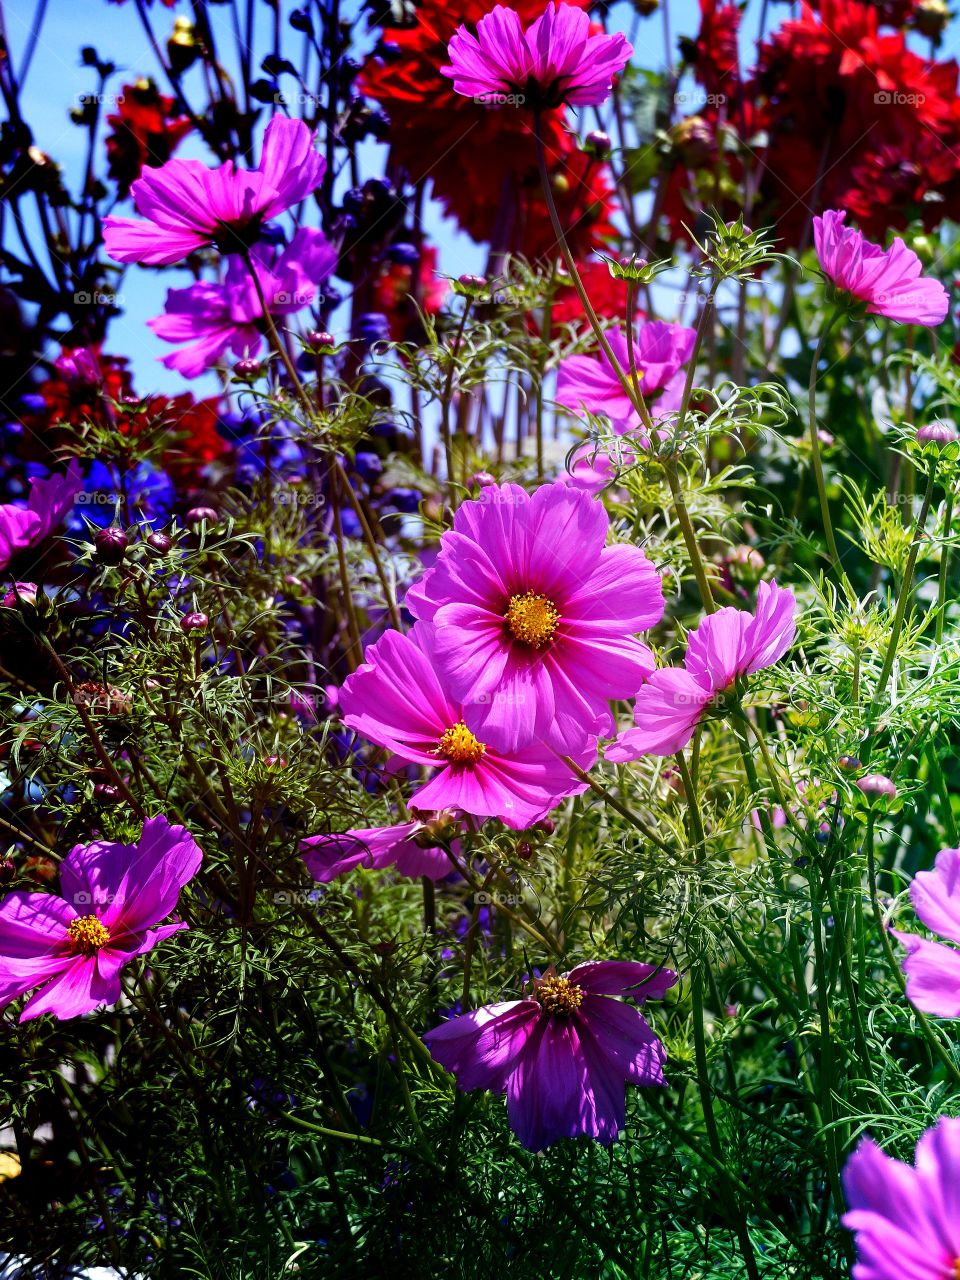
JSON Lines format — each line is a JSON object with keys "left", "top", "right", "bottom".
{"left": 683, "top": 0, "right": 741, "bottom": 100}
{"left": 105, "top": 78, "right": 192, "bottom": 196}
{"left": 752, "top": 0, "right": 960, "bottom": 244}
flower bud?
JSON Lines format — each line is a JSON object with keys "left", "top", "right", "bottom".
{"left": 180, "top": 611, "right": 209, "bottom": 634}
{"left": 94, "top": 527, "right": 128, "bottom": 566}
{"left": 147, "top": 532, "right": 173, "bottom": 554}
{"left": 583, "top": 129, "right": 611, "bottom": 158}
{"left": 917, "top": 419, "right": 959, "bottom": 444}
{"left": 855, "top": 773, "right": 897, "bottom": 799}
{"left": 837, "top": 755, "right": 862, "bottom": 771}
{"left": 186, "top": 506, "right": 218, "bottom": 527}
{"left": 234, "top": 358, "right": 262, "bottom": 379}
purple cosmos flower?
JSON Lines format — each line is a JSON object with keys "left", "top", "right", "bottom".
{"left": 556, "top": 321, "right": 697, "bottom": 436}
{"left": 813, "top": 210, "right": 949, "bottom": 327}
{"left": 0, "top": 816, "right": 202, "bottom": 1022}
{"left": 609, "top": 580, "right": 796, "bottom": 760}
{"left": 424, "top": 959, "right": 678, "bottom": 1151}
{"left": 301, "top": 818, "right": 456, "bottom": 882}
{"left": 892, "top": 845, "right": 960, "bottom": 1018}
{"left": 0, "top": 461, "right": 83, "bottom": 572}
{"left": 443, "top": 3, "right": 633, "bottom": 110}
{"left": 842, "top": 1116, "right": 960, "bottom": 1280}
{"left": 147, "top": 228, "right": 336, "bottom": 378}
{"left": 338, "top": 624, "right": 594, "bottom": 829}
{"left": 103, "top": 116, "right": 325, "bottom": 267}
{"left": 406, "top": 481, "right": 664, "bottom": 754}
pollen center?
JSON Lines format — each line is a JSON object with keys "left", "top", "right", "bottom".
{"left": 67, "top": 914, "right": 110, "bottom": 955}
{"left": 954, "top": 1261, "right": 960, "bottom": 1280}
{"left": 436, "top": 722, "right": 486, "bottom": 765}
{"left": 504, "top": 592, "right": 560, "bottom": 648}
{"left": 537, "top": 974, "right": 585, "bottom": 1016}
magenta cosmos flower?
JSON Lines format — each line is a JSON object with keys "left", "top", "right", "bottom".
{"left": 0, "top": 460, "right": 82, "bottom": 572}
{"left": 608, "top": 580, "right": 796, "bottom": 760}
{"left": 843, "top": 1116, "right": 960, "bottom": 1280}
{"left": 339, "top": 624, "right": 593, "bottom": 828}
{"left": 0, "top": 816, "right": 202, "bottom": 1022}
{"left": 892, "top": 845, "right": 960, "bottom": 1018}
{"left": 556, "top": 321, "right": 697, "bottom": 436}
{"left": 103, "top": 116, "right": 325, "bottom": 267}
{"left": 406, "top": 481, "right": 664, "bottom": 754}
{"left": 442, "top": 3, "right": 633, "bottom": 110}
{"left": 301, "top": 818, "right": 455, "bottom": 883}
{"left": 424, "top": 959, "right": 677, "bottom": 1151}
{"left": 813, "top": 210, "right": 949, "bottom": 327}
{"left": 147, "top": 228, "right": 336, "bottom": 378}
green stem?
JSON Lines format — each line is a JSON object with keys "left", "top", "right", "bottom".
{"left": 807, "top": 306, "right": 844, "bottom": 569}
{"left": 870, "top": 457, "right": 938, "bottom": 714}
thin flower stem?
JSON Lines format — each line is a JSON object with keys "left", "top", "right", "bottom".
{"left": 238, "top": 247, "right": 403, "bottom": 634}
{"left": 935, "top": 489, "right": 954, "bottom": 644}
{"left": 562, "top": 754, "right": 673, "bottom": 854}
{"left": 870, "top": 456, "right": 938, "bottom": 714}
{"left": 440, "top": 298, "right": 472, "bottom": 501}
{"left": 807, "top": 306, "right": 844, "bottom": 569}
{"left": 532, "top": 114, "right": 654, "bottom": 436}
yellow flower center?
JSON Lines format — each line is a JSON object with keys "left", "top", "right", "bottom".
{"left": 536, "top": 974, "right": 584, "bottom": 1016}
{"left": 66, "top": 914, "right": 110, "bottom": 955}
{"left": 504, "top": 591, "right": 560, "bottom": 648}
{"left": 954, "top": 1262, "right": 960, "bottom": 1280}
{"left": 436, "top": 722, "right": 486, "bottom": 765}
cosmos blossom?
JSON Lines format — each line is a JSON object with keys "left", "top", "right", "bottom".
{"left": 301, "top": 818, "right": 456, "bottom": 883}
{"left": 406, "top": 481, "right": 664, "bottom": 754}
{"left": 813, "top": 210, "right": 949, "bottom": 326}
{"left": 338, "top": 624, "right": 594, "bottom": 829}
{"left": 103, "top": 116, "right": 325, "bottom": 267}
{"left": 147, "top": 228, "right": 336, "bottom": 378}
{"left": 892, "top": 845, "right": 960, "bottom": 1017}
{"left": 556, "top": 321, "right": 697, "bottom": 435}
{"left": 0, "top": 461, "right": 83, "bottom": 572}
{"left": 842, "top": 1116, "right": 960, "bottom": 1280}
{"left": 0, "top": 816, "right": 202, "bottom": 1022}
{"left": 442, "top": 2, "right": 633, "bottom": 110}
{"left": 608, "top": 580, "right": 796, "bottom": 760}
{"left": 424, "top": 959, "right": 678, "bottom": 1151}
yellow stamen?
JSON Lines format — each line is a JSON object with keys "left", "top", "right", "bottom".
{"left": 953, "top": 1261, "right": 960, "bottom": 1280}
{"left": 436, "top": 722, "right": 486, "bottom": 765}
{"left": 537, "top": 974, "right": 584, "bottom": 1016}
{"left": 67, "top": 915, "right": 109, "bottom": 955}
{"left": 504, "top": 591, "right": 560, "bottom": 648}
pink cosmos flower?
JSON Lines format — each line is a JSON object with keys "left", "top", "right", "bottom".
{"left": 406, "top": 481, "right": 664, "bottom": 754}
{"left": 147, "top": 228, "right": 336, "bottom": 378}
{"left": 442, "top": 3, "right": 633, "bottom": 110}
{"left": 608, "top": 580, "right": 796, "bottom": 760}
{"left": 0, "top": 816, "right": 202, "bottom": 1022}
{"left": 103, "top": 116, "right": 325, "bottom": 267}
{"left": 424, "top": 959, "right": 678, "bottom": 1151}
{"left": 842, "top": 1116, "right": 960, "bottom": 1280}
{"left": 813, "top": 210, "right": 949, "bottom": 327}
{"left": 338, "top": 624, "right": 594, "bottom": 829}
{"left": 0, "top": 461, "right": 83, "bottom": 572}
{"left": 301, "top": 819, "right": 455, "bottom": 883}
{"left": 556, "top": 321, "right": 697, "bottom": 436}
{"left": 892, "top": 845, "right": 960, "bottom": 1018}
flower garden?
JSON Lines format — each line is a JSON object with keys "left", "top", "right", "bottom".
{"left": 2, "top": 1, "right": 960, "bottom": 1276}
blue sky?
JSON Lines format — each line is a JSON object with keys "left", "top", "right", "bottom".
{"left": 5, "top": 0, "right": 957, "bottom": 399}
